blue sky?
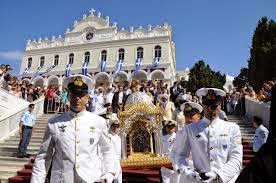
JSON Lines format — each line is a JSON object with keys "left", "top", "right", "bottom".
{"left": 0, "top": 0, "right": 275, "bottom": 77}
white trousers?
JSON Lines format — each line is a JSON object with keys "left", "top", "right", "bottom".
{"left": 114, "top": 160, "right": 122, "bottom": 183}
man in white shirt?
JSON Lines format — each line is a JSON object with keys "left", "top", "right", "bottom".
{"left": 161, "top": 120, "right": 177, "bottom": 183}
{"left": 181, "top": 101, "right": 203, "bottom": 125}
{"left": 112, "top": 85, "right": 126, "bottom": 113}
{"left": 108, "top": 114, "right": 122, "bottom": 183}
{"left": 174, "top": 88, "right": 243, "bottom": 183}
{"left": 31, "top": 75, "right": 115, "bottom": 183}
{"left": 162, "top": 120, "right": 177, "bottom": 157}
{"left": 105, "top": 86, "right": 114, "bottom": 105}
{"left": 252, "top": 116, "right": 269, "bottom": 152}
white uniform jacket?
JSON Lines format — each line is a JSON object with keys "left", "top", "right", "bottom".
{"left": 162, "top": 132, "right": 176, "bottom": 158}
{"left": 173, "top": 117, "right": 243, "bottom": 183}
{"left": 253, "top": 124, "right": 269, "bottom": 152}
{"left": 109, "top": 132, "right": 122, "bottom": 183}
{"left": 31, "top": 110, "right": 115, "bottom": 183}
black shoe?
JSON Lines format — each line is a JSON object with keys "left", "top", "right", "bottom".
{"left": 24, "top": 154, "right": 31, "bottom": 158}
{"left": 17, "top": 154, "right": 25, "bottom": 158}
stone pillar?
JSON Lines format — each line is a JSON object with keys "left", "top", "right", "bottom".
{"left": 121, "top": 131, "right": 127, "bottom": 159}
{"left": 147, "top": 69, "right": 151, "bottom": 81}
{"left": 109, "top": 74, "right": 114, "bottom": 86}
{"left": 58, "top": 76, "right": 63, "bottom": 91}
{"left": 127, "top": 71, "right": 132, "bottom": 82}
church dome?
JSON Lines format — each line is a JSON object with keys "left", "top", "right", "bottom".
{"left": 124, "top": 91, "right": 154, "bottom": 106}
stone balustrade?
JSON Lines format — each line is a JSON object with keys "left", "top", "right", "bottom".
{"left": 0, "top": 89, "right": 45, "bottom": 141}
{"left": 245, "top": 95, "right": 271, "bottom": 128}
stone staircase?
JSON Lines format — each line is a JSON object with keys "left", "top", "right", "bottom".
{"left": 2, "top": 114, "right": 256, "bottom": 183}
{"left": 0, "top": 114, "right": 52, "bottom": 183}
{"left": 228, "top": 115, "right": 255, "bottom": 167}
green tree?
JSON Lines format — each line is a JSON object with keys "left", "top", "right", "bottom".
{"left": 187, "top": 60, "right": 226, "bottom": 94}
{"left": 233, "top": 67, "right": 249, "bottom": 89}
{"left": 248, "top": 17, "right": 276, "bottom": 91}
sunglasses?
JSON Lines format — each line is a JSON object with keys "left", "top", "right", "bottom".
{"left": 205, "top": 104, "right": 219, "bottom": 110}
{"left": 70, "top": 90, "right": 88, "bottom": 97}
{"left": 185, "top": 113, "right": 197, "bottom": 118}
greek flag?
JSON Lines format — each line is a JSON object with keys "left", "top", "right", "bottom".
{"left": 100, "top": 60, "right": 107, "bottom": 72}
{"left": 152, "top": 57, "right": 160, "bottom": 68}
{"left": 22, "top": 67, "right": 29, "bottom": 77}
{"left": 133, "top": 58, "right": 142, "bottom": 76}
{"left": 65, "top": 63, "right": 72, "bottom": 77}
{"left": 82, "top": 61, "right": 89, "bottom": 75}
{"left": 32, "top": 66, "right": 42, "bottom": 79}
{"left": 39, "top": 65, "right": 56, "bottom": 76}
{"left": 21, "top": 67, "right": 30, "bottom": 80}
{"left": 114, "top": 60, "right": 124, "bottom": 74}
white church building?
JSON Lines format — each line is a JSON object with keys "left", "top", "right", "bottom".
{"left": 19, "top": 9, "right": 176, "bottom": 89}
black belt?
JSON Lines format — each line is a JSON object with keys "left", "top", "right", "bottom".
{"left": 22, "top": 125, "right": 33, "bottom": 129}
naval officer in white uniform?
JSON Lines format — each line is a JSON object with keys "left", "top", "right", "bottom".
{"left": 181, "top": 101, "right": 203, "bottom": 125}
{"left": 162, "top": 120, "right": 177, "bottom": 158}
{"left": 108, "top": 113, "right": 122, "bottom": 183}
{"left": 161, "top": 102, "right": 203, "bottom": 183}
{"left": 173, "top": 88, "right": 243, "bottom": 183}
{"left": 31, "top": 75, "right": 115, "bottom": 183}
{"left": 160, "top": 120, "right": 177, "bottom": 183}
{"left": 252, "top": 116, "right": 269, "bottom": 152}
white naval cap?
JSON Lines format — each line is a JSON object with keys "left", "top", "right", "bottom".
{"left": 164, "top": 119, "right": 177, "bottom": 126}
{"left": 109, "top": 113, "right": 120, "bottom": 126}
{"left": 180, "top": 102, "right": 203, "bottom": 115}
{"left": 63, "top": 74, "right": 93, "bottom": 90}
{"left": 196, "top": 87, "right": 226, "bottom": 105}
{"left": 196, "top": 87, "right": 226, "bottom": 97}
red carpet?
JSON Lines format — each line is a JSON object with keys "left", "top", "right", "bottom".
{"left": 8, "top": 157, "right": 162, "bottom": 183}
{"left": 8, "top": 141, "right": 255, "bottom": 183}
{"left": 242, "top": 139, "right": 254, "bottom": 167}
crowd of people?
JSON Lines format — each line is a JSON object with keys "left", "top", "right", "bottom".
{"left": 0, "top": 64, "right": 43, "bottom": 102}
{"left": 1, "top": 62, "right": 273, "bottom": 182}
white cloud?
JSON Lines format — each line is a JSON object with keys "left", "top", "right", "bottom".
{"left": 0, "top": 50, "right": 23, "bottom": 60}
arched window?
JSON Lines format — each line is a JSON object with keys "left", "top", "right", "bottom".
{"left": 137, "top": 47, "right": 143, "bottom": 59}
{"left": 101, "top": 50, "right": 107, "bottom": 61}
{"left": 69, "top": 53, "right": 74, "bottom": 64}
{"left": 27, "top": 57, "right": 32, "bottom": 68}
{"left": 40, "top": 56, "right": 45, "bottom": 67}
{"left": 118, "top": 48, "right": 125, "bottom": 60}
{"left": 154, "top": 45, "right": 162, "bottom": 58}
{"left": 84, "top": 51, "right": 90, "bottom": 63}
{"left": 54, "top": 55, "right": 59, "bottom": 66}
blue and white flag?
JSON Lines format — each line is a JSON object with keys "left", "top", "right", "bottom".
{"left": 21, "top": 67, "right": 30, "bottom": 80}
{"left": 114, "top": 60, "right": 124, "bottom": 74}
{"left": 100, "top": 60, "right": 107, "bottom": 72}
{"left": 133, "top": 58, "right": 142, "bottom": 76}
{"left": 65, "top": 63, "right": 72, "bottom": 77}
{"left": 152, "top": 57, "right": 160, "bottom": 68}
{"left": 82, "top": 61, "right": 89, "bottom": 76}
{"left": 39, "top": 65, "right": 56, "bottom": 76}
{"left": 22, "top": 67, "right": 29, "bottom": 77}
{"left": 32, "top": 66, "right": 42, "bottom": 79}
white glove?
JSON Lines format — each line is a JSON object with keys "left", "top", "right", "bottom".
{"left": 202, "top": 171, "right": 218, "bottom": 183}
{"left": 99, "top": 173, "right": 114, "bottom": 183}
{"left": 179, "top": 168, "right": 201, "bottom": 182}
{"left": 187, "top": 171, "right": 201, "bottom": 182}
